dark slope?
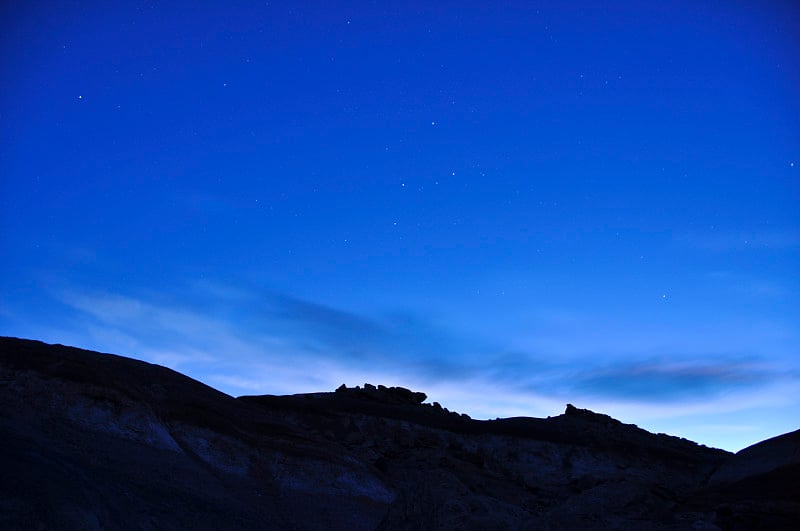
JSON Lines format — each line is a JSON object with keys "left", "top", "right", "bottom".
{"left": 2, "top": 337, "right": 798, "bottom": 530}
{"left": 689, "top": 429, "right": 800, "bottom": 530}
{"left": 0, "top": 338, "right": 391, "bottom": 530}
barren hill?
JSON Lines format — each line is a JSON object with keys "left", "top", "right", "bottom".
{"left": 1, "top": 337, "right": 798, "bottom": 529}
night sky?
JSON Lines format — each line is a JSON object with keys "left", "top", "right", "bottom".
{"left": 2, "top": 1, "right": 799, "bottom": 451}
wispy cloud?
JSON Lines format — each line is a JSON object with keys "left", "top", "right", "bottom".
{"left": 570, "top": 359, "right": 769, "bottom": 400}
{"left": 49, "top": 286, "right": 486, "bottom": 395}
{"left": 259, "top": 293, "right": 391, "bottom": 360}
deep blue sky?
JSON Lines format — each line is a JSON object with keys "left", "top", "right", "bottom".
{"left": 2, "top": 1, "right": 798, "bottom": 451}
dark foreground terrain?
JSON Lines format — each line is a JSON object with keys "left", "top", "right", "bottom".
{"left": 1, "top": 337, "right": 798, "bottom": 530}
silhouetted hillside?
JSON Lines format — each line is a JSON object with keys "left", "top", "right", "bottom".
{"left": 2, "top": 337, "right": 798, "bottom": 529}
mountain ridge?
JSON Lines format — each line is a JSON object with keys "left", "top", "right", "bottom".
{"left": 2, "top": 336, "right": 798, "bottom": 529}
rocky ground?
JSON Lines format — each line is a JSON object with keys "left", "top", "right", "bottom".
{"left": 1, "top": 337, "right": 798, "bottom": 530}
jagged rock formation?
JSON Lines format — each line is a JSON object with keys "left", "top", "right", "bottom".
{"left": 1, "top": 337, "right": 798, "bottom": 530}
{"left": 335, "top": 383, "right": 429, "bottom": 406}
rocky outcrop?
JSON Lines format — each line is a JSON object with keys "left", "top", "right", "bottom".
{"left": 1, "top": 337, "right": 798, "bottom": 530}
{"left": 335, "top": 383, "right": 428, "bottom": 405}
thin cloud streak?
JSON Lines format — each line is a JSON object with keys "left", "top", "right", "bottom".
{"left": 569, "top": 359, "right": 770, "bottom": 400}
